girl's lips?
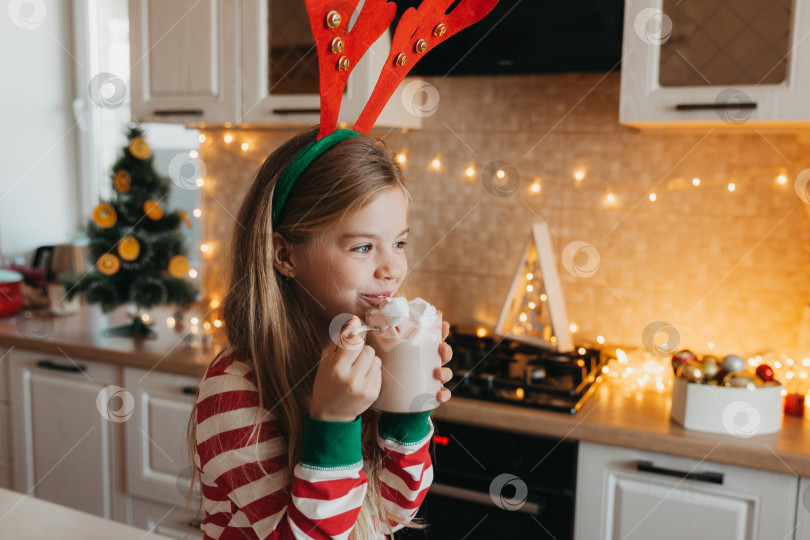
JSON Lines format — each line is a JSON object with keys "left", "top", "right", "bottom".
{"left": 362, "top": 293, "right": 391, "bottom": 306}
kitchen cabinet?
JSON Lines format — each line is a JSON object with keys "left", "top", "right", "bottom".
{"left": 9, "top": 348, "right": 129, "bottom": 521}
{"left": 620, "top": 0, "right": 810, "bottom": 127}
{"left": 575, "top": 441, "right": 798, "bottom": 539}
{"left": 129, "top": 0, "right": 240, "bottom": 124}
{"left": 132, "top": 497, "right": 203, "bottom": 540}
{"left": 131, "top": 0, "right": 419, "bottom": 128}
{"left": 122, "top": 366, "right": 201, "bottom": 509}
{"left": 797, "top": 477, "right": 810, "bottom": 540}
{"left": 0, "top": 347, "right": 10, "bottom": 489}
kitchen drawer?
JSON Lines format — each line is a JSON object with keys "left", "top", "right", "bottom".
{"left": 131, "top": 497, "right": 203, "bottom": 540}
{"left": 124, "top": 367, "right": 201, "bottom": 507}
{"left": 0, "top": 403, "right": 9, "bottom": 461}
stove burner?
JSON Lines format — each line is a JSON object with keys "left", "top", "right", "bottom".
{"left": 444, "top": 328, "right": 607, "bottom": 414}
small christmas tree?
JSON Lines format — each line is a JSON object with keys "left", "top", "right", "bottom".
{"left": 66, "top": 125, "right": 198, "bottom": 335}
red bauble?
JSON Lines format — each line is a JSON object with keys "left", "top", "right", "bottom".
{"left": 755, "top": 364, "right": 774, "bottom": 382}
{"left": 671, "top": 350, "right": 697, "bottom": 374}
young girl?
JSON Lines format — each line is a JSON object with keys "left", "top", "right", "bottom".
{"left": 188, "top": 126, "right": 454, "bottom": 540}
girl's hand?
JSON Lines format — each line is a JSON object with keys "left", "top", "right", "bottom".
{"left": 310, "top": 317, "right": 382, "bottom": 423}
{"left": 434, "top": 320, "right": 453, "bottom": 403}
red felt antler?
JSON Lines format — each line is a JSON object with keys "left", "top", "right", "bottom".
{"left": 304, "top": 0, "right": 397, "bottom": 140}
{"left": 353, "top": 0, "right": 499, "bottom": 133}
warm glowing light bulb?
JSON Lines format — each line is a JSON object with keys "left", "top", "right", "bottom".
{"left": 203, "top": 321, "right": 211, "bottom": 330}
{"left": 519, "top": 312, "right": 528, "bottom": 322}
{"left": 530, "top": 182, "right": 541, "bottom": 193}
{"left": 777, "top": 174, "right": 787, "bottom": 184}
{"left": 692, "top": 178, "right": 701, "bottom": 186}
{"left": 526, "top": 273, "right": 533, "bottom": 280}
{"left": 496, "top": 169, "right": 505, "bottom": 179}
{"left": 728, "top": 183, "right": 736, "bottom": 192}
{"left": 241, "top": 142, "right": 249, "bottom": 151}
{"left": 198, "top": 134, "right": 206, "bottom": 143}
{"left": 396, "top": 153, "right": 406, "bottom": 164}
{"left": 597, "top": 335, "right": 605, "bottom": 344}
{"left": 196, "top": 177, "right": 205, "bottom": 187}
{"left": 190, "top": 317, "right": 200, "bottom": 325}
{"left": 574, "top": 169, "right": 585, "bottom": 181}
{"left": 224, "top": 134, "right": 233, "bottom": 143}
{"left": 193, "top": 208, "right": 202, "bottom": 218}
{"left": 214, "top": 319, "right": 223, "bottom": 328}
{"left": 540, "top": 293, "right": 547, "bottom": 301}
{"left": 465, "top": 166, "right": 475, "bottom": 177}
{"left": 708, "top": 342, "right": 715, "bottom": 349}
{"left": 787, "top": 358, "right": 794, "bottom": 366}
{"left": 189, "top": 150, "right": 198, "bottom": 159}
{"left": 210, "top": 299, "right": 220, "bottom": 309}
{"left": 569, "top": 323, "right": 578, "bottom": 332}
{"left": 189, "top": 269, "right": 198, "bottom": 278}
{"left": 431, "top": 158, "right": 441, "bottom": 169}
{"left": 649, "top": 193, "right": 656, "bottom": 202}
{"left": 606, "top": 193, "right": 615, "bottom": 203}
{"left": 476, "top": 327, "right": 487, "bottom": 338}
{"left": 166, "top": 317, "right": 176, "bottom": 328}
{"left": 526, "top": 284, "right": 534, "bottom": 292}
{"left": 200, "top": 243, "right": 210, "bottom": 253}
{"left": 528, "top": 301, "right": 536, "bottom": 309}
{"left": 141, "top": 313, "right": 150, "bottom": 323}
{"left": 786, "top": 371, "right": 794, "bottom": 379}
{"left": 515, "top": 388, "right": 524, "bottom": 399}
{"left": 578, "top": 347, "right": 586, "bottom": 355}
{"left": 803, "top": 358, "right": 810, "bottom": 367}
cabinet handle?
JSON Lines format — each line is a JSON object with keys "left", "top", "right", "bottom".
{"left": 36, "top": 359, "right": 87, "bottom": 374}
{"left": 636, "top": 460, "right": 723, "bottom": 484}
{"left": 271, "top": 108, "right": 321, "bottom": 115}
{"left": 153, "top": 109, "right": 204, "bottom": 117}
{"left": 429, "top": 482, "right": 542, "bottom": 515}
{"left": 182, "top": 385, "right": 199, "bottom": 396}
{"left": 675, "top": 102, "right": 757, "bottom": 111}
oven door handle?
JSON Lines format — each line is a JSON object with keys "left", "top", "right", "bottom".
{"left": 429, "top": 482, "right": 541, "bottom": 515}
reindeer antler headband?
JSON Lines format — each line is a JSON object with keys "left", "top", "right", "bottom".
{"left": 271, "top": 0, "right": 499, "bottom": 228}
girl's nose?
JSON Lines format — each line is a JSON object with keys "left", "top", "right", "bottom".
{"left": 375, "top": 250, "right": 405, "bottom": 281}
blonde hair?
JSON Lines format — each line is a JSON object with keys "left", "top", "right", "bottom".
{"left": 186, "top": 126, "right": 422, "bottom": 539}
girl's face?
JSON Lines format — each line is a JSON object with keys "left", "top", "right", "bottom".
{"left": 293, "top": 187, "right": 409, "bottom": 327}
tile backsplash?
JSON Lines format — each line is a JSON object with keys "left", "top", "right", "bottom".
{"left": 200, "top": 73, "right": 810, "bottom": 360}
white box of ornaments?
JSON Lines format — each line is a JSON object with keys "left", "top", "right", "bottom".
{"left": 669, "top": 351, "right": 783, "bottom": 436}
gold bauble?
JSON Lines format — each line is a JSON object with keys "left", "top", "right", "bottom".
{"left": 129, "top": 137, "right": 151, "bottom": 160}
{"left": 118, "top": 236, "right": 140, "bottom": 261}
{"left": 168, "top": 255, "right": 189, "bottom": 278}
{"left": 676, "top": 361, "right": 704, "bottom": 383}
{"left": 92, "top": 203, "right": 117, "bottom": 228}
{"left": 97, "top": 253, "right": 121, "bottom": 276}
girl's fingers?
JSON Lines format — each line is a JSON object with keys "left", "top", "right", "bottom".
{"left": 439, "top": 342, "right": 452, "bottom": 365}
{"left": 434, "top": 367, "right": 452, "bottom": 382}
{"left": 441, "top": 320, "right": 450, "bottom": 341}
{"left": 436, "top": 387, "right": 451, "bottom": 403}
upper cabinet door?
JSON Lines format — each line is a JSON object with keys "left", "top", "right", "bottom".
{"left": 620, "top": 0, "right": 810, "bottom": 127}
{"left": 241, "top": 0, "right": 420, "bottom": 129}
{"left": 129, "top": 0, "right": 239, "bottom": 125}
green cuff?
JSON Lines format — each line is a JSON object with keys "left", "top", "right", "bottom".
{"left": 378, "top": 411, "right": 433, "bottom": 445}
{"left": 301, "top": 415, "right": 362, "bottom": 470}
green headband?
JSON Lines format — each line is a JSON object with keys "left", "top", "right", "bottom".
{"left": 271, "top": 129, "right": 362, "bottom": 228}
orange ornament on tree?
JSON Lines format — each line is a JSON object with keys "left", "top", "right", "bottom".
{"left": 97, "top": 253, "right": 121, "bottom": 275}
{"left": 179, "top": 210, "right": 192, "bottom": 229}
{"left": 118, "top": 236, "right": 140, "bottom": 261}
{"left": 144, "top": 200, "right": 164, "bottom": 220}
{"left": 93, "top": 203, "right": 117, "bottom": 228}
{"left": 114, "top": 170, "right": 131, "bottom": 193}
{"left": 168, "top": 255, "right": 189, "bottom": 278}
{"left": 129, "top": 137, "right": 151, "bottom": 160}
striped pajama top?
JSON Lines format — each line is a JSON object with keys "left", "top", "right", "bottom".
{"left": 194, "top": 347, "right": 434, "bottom": 539}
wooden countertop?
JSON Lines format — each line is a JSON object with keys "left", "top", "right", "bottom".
{"left": 0, "top": 488, "right": 174, "bottom": 539}
{"left": 1, "top": 305, "right": 809, "bottom": 476}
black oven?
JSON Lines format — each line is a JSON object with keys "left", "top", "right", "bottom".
{"left": 397, "top": 419, "right": 577, "bottom": 539}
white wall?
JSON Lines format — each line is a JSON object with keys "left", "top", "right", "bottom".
{"left": 0, "top": 0, "right": 81, "bottom": 264}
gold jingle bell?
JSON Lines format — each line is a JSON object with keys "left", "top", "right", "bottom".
{"left": 676, "top": 361, "right": 704, "bottom": 383}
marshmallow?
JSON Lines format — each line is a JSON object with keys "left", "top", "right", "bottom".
{"left": 380, "top": 297, "right": 410, "bottom": 326}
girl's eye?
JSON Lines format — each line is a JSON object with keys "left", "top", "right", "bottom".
{"left": 395, "top": 241, "right": 407, "bottom": 249}
{"left": 352, "top": 244, "right": 372, "bottom": 253}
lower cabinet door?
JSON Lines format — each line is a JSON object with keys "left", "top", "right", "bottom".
{"left": 797, "top": 477, "right": 810, "bottom": 540}
{"left": 132, "top": 496, "right": 203, "bottom": 540}
{"left": 575, "top": 442, "right": 798, "bottom": 540}
{"left": 9, "top": 349, "right": 126, "bottom": 520}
